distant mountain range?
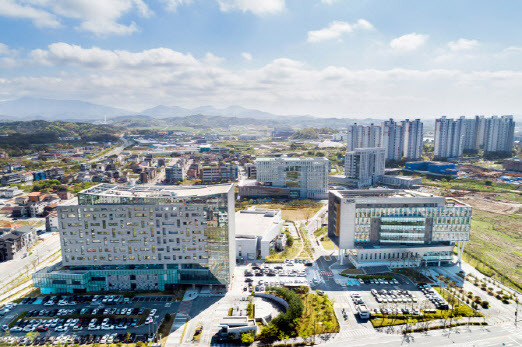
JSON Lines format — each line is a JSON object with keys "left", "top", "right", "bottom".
{"left": 0, "top": 97, "right": 131, "bottom": 121}
{"left": 4, "top": 97, "right": 515, "bottom": 131}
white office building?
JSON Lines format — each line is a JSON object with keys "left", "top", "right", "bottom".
{"left": 328, "top": 189, "right": 471, "bottom": 268}
{"left": 344, "top": 148, "right": 385, "bottom": 188}
{"left": 255, "top": 157, "right": 330, "bottom": 199}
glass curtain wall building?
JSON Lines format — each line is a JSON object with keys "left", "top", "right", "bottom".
{"left": 328, "top": 189, "right": 471, "bottom": 268}
{"left": 33, "top": 184, "right": 235, "bottom": 294}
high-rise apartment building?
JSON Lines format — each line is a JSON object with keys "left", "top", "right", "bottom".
{"left": 434, "top": 115, "right": 515, "bottom": 158}
{"left": 434, "top": 116, "right": 466, "bottom": 159}
{"left": 255, "top": 157, "right": 330, "bottom": 199}
{"left": 403, "top": 119, "right": 424, "bottom": 160}
{"left": 345, "top": 124, "right": 382, "bottom": 152}
{"left": 33, "top": 184, "right": 235, "bottom": 294}
{"left": 484, "top": 115, "right": 515, "bottom": 155}
{"left": 345, "top": 119, "right": 423, "bottom": 161}
{"left": 344, "top": 148, "right": 385, "bottom": 188}
{"left": 382, "top": 119, "right": 404, "bottom": 161}
{"left": 328, "top": 189, "right": 471, "bottom": 268}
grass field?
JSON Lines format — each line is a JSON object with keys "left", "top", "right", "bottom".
{"left": 463, "top": 210, "right": 522, "bottom": 291}
{"left": 320, "top": 236, "right": 337, "bottom": 251}
{"left": 422, "top": 177, "right": 519, "bottom": 194}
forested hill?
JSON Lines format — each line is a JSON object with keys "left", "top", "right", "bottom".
{"left": 0, "top": 121, "right": 121, "bottom": 156}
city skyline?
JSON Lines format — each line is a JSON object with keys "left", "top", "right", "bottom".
{"left": 1, "top": 1, "right": 522, "bottom": 118}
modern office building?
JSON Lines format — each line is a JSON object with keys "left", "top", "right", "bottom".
{"left": 255, "top": 157, "right": 330, "bottom": 199}
{"left": 344, "top": 148, "right": 385, "bottom": 188}
{"left": 235, "top": 208, "right": 284, "bottom": 261}
{"left": 484, "top": 115, "right": 515, "bottom": 155}
{"left": 328, "top": 189, "right": 471, "bottom": 268}
{"left": 33, "top": 183, "right": 235, "bottom": 294}
{"left": 434, "top": 116, "right": 466, "bottom": 159}
{"left": 402, "top": 119, "right": 424, "bottom": 160}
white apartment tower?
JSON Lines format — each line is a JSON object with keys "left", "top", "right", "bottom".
{"left": 434, "top": 116, "right": 466, "bottom": 159}
{"left": 345, "top": 119, "right": 423, "bottom": 162}
{"left": 484, "top": 115, "right": 515, "bottom": 155}
{"left": 382, "top": 119, "right": 404, "bottom": 161}
{"left": 403, "top": 119, "right": 424, "bottom": 160}
{"left": 344, "top": 148, "right": 385, "bottom": 188}
{"left": 435, "top": 115, "right": 515, "bottom": 158}
{"left": 346, "top": 124, "right": 382, "bottom": 152}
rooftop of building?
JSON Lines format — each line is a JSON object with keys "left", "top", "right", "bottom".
{"left": 235, "top": 208, "right": 282, "bottom": 239}
{"left": 255, "top": 157, "right": 329, "bottom": 162}
{"left": 77, "top": 183, "right": 233, "bottom": 199}
{"left": 330, "top": 189, "right": 470, "bottom": 207}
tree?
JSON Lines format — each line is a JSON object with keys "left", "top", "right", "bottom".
{"left": 260, "top": 324, "right": 280, "bottom": 341}
{"left": 240, "top": 331, "right": 255, "bottom": 344}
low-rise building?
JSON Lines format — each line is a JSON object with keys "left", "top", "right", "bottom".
{"left": 235, "top": 208, "right": 283, "bottom": 261}
{"left": 0, "top": 226, "right": 37, "bottom": 262}
{"left": 0, "top": 187, "right": 24, "bottom": 198}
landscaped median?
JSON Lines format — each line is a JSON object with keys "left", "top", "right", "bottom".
{"left": 258, "top": 287, "right": 339, "bottom": 343}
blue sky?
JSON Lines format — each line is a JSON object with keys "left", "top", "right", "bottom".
{"left": 1, "top": 0, "right": 522, "bottom": 118}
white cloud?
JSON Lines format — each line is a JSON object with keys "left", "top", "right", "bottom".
{"left": 161, "top": 0, "right": 193, "bottom": 11}
{"left": 5, "top": 42, "right": 522, "bottom": 117}
{"left": 448, "top": 38, "right": 479, "bottom": 51}
{"left": 307, "top": 19, "right": 373, "bottom": 43}
{"left": 0, "top": 0, "right": 61, "bottom": 28}
{"left": 217, "top": 0, "right": 285, "bottom": 15}
{"left": 321, "top": 0, "right": 338, "bottom": 4}
{"left": 0, "top": 0, "right": 152, "bottom": 35}
{"left": 390, "top": 33, "right": 428, "bottom": 51}
{"left": 30, "top": 43, "right": 198, "bottom": 69}
{"left": 241, "top": 52, "right": 253, "bottom": 61}
{"left": 0, "top": 43, "right": 17, "bottom": 56}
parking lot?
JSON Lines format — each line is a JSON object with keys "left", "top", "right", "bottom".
{"left": 330, "top": 273, "right": 450, "bottom": 323}
{"left": 237, "top": 259, "right": 321, "bottom": 293}
{"left": 0, "top": 294, "right": 179, "bottom": 346}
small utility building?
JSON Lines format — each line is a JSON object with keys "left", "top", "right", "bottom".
{"left": 235, "top": 208, "right": 284, "bottom": 261}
